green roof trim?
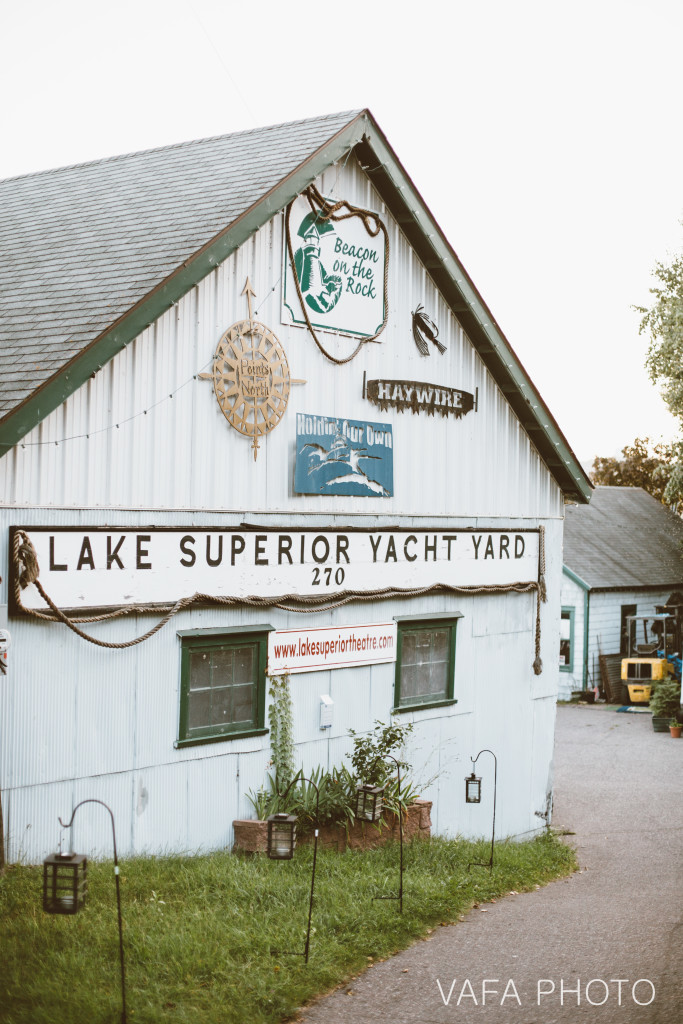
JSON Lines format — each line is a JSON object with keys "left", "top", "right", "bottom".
{"left": 563, "top": 564, "right": 591, "bottom": 591}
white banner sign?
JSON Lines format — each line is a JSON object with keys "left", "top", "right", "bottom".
{"left": 13, "top": 528, "right": 540, "bottom": 612}
{"left": 268, "top": 621, "right": 397, "bottom": 675}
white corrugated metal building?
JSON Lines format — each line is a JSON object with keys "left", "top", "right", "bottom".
{"left": 0, "top": 110, "right": 591, "bottom": 863}
{"left": 560, "top": 486, "right": 683, "bottom": 700}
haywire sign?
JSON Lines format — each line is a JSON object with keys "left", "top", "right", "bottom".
{"left": 282, "top": 193, "right": 386, "bottom": 338}
{"left": 294, "top": 413, "right": 393, "bottom": 497}
{"left": 365, "top": 377, "right": 477, "bottom": 420}
{"left": 12, "top": 527, "right": 540, "bottom": 613}
{"left": 267, "top": 621, "right": 397, "bottom": 675}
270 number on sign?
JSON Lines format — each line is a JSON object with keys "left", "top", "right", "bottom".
{"left": 312, "top": 566, "right": 346, "bottom": 586}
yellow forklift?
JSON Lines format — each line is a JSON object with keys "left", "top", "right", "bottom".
{"left": 620, "top": 612, "right": 682, "bottom": 704}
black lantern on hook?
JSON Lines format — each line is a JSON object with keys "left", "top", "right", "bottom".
{"left": 42, "top": 799, "right": 128, "bottom": 1023}
{"left": 42, "top": 851, "right": 88, "bottom": 914}
{"left": 355, "top": 783, "right": 385, "bottom": 822}
{"left": 267, "top": 812, "right": 297, "bottom": 860}
{"left": 269, "top": 776, "right": 320, "bottom": 964}
{"left": 366, "top": 754, "right": 405, "bottom": 913}
{"left": 465, "top": 771, "right": 482, "bottom": 804}
{"left": 465, "top": 749, "right": 498, "bottom": 872}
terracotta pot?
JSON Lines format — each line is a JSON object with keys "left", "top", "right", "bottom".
{"left": 669, "top": 725, "right": 682, "bottom": 738}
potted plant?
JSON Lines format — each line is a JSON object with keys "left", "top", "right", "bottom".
{"left": 649, "top": 678, "right": 681, "bottom": 732}
{"left": 669, "top": 718, "right": 682, "bottom": 738}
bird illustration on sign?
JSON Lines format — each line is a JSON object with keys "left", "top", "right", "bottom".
{"left": 301, "top": 431, "right": 388, "bottom": 495}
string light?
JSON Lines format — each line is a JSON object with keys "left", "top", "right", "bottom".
{"left": 19, "top": 360, "right": 211, "bottom": 448}
{"left": 19, "top": 148, "right": 358, "bottom": 448}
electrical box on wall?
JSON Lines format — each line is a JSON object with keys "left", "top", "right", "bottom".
{"left": 0, "top": 627, "right": 10, "bottom": 676}
{"left": 319, "top": 695, "right": 334, "bottom": 730}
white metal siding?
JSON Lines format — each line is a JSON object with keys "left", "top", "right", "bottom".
{"left": 559, "top": 574, "right": 586, "bottom": 699}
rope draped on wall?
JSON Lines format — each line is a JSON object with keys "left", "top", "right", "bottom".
{"left": 284, "top": 184, "right": 390, "bottom": 364}
{"left": 12, "top": 527, "right": 547, "bottom": 671}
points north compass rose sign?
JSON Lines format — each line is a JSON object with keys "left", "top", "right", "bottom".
{"left": 200, "top": 278, "right": 305, "bottom": 459}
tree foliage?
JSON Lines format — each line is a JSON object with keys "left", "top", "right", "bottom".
{"left": 635, "top": 253, "right": 683, "bottom": 509}
{"left": 639, "top": 255, "right": 683, "bottom": 420}
{"left": 591, "top": 437, "right": 680, "bottom": 509}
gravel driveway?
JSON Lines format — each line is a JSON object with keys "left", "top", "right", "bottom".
{"left": 298, "top": 704, "right": 683, "bottom": 1024}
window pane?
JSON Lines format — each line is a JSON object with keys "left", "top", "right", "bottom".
{"left": 401, "top": 664, "right": 421, "bottom": 699}
{"left": 189, "top": 650, "right": 211, "bottom": 690}
{"left": 212, "top": 685, "right": 233, "bottom": 725}
{"left": 188, "top": 689, "right": 211, "bottom": 730}
{"left": 399, "top": 625, "right": 452, "bottom": 704}
{"left": 233, "top": 646, "right": 256, "bottom": 684}
{"left": 211, "top": 647, "right": 235, "bottom": 682}
{"left": 232, "top": 683, "right": 254, "bottom": 723}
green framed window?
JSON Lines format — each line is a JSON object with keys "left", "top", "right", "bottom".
{"left": 559, "top": 607, "right": 575, "bottom": 672}
{"left": 394, "top": 615, "right": 459, "bottom": 711}
{"left": 177, "top": 627, "right": 270, "bottom": 747}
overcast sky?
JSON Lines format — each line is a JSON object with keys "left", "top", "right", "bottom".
{"left": 2, "top": 0, "right": 682, "bottom": 465}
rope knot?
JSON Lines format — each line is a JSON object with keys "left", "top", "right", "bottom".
{"left": 15, "top": 530, "right": 40, "bottom": 590}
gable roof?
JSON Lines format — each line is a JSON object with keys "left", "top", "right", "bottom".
{"left": 563, "top": 486, "right": 683, "bottom": 590}
{"left": 0, "top": 108, "right": 591, "bottom": 501}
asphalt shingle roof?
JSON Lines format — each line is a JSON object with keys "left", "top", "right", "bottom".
{"left": 563, "top": 486, "right": 683, "bottom": 589}
{"left": 0, "top": 110, "right": 362, "bottom": 417}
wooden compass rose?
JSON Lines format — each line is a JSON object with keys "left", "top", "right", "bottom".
{"left": 200, "top": 279, "right": 305, "bottom": 459}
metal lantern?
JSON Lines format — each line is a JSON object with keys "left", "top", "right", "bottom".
{"left": 268, "top": 776, "right": 320, "bottom": 964}
{"left": 465, "top": 771, "right": 482, "bottom": 804}
{"left": 267, "top": 812, "right": 297, "bottom": 860}
{"left": 43, "top": 851, "right": 87, "bottom": 914}
{"left": 355, "top": 783, "right": 385, "bottom": 822}
{"left": 47, "top": 799, "right": 128, "bottom": 1023}
{"left": 465, "top": 749, "right": 498, "bottom": 872}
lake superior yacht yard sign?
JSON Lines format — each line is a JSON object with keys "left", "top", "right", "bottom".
{"left": 282, "top": 188, "right": 388, "bottom": 359}
{"left": 12, "top": 527, "right": 541, "bottom": 614}
{"left": 294, "top": 413, "right": 393, "bottom": 496}
{"left": 199, "top": 278, "right": 304, "bottom": 459}
{"left": 363, "top": 375, "right": 477, "bottom": 419}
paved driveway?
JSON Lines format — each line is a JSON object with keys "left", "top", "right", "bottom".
{"left": 299, "top": 705, "right": 683, "bottom": 1024}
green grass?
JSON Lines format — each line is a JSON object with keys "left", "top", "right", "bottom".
{"left": 0, "top": 833, "right": 577, "bottom": 1024}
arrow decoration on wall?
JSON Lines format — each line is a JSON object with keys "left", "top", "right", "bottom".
{"left": 411, "top": 304, "right": 446, "bottom": 355}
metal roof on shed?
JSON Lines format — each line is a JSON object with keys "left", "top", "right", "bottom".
{"left": 563, "top": 486, "right": 683, "bottom": 590}
{"left": 0, "top": 108, "right": 591, "bottom": 501}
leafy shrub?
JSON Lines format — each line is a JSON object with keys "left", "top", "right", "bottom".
{"left": 649, "top": 677, "right": 682, "bottom": 719}
{"left": 247, "top": 718, "right": 418, "bottom": 831}
{"left": 348, "top": 719, "right": 414, "bottom": 786}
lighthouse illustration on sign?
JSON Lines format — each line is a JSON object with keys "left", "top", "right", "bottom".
{"left": 293, "top": 211, "right": 343, "bottom": 315}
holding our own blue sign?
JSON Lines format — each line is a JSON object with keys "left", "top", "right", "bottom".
{"left": 294, "top": 413, "right": 393, "bottom": 497}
